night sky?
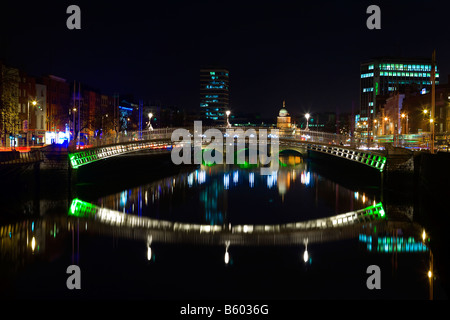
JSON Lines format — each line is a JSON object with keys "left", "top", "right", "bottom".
{"left": 1, "top": 0, "right": 450, "bottom": 118}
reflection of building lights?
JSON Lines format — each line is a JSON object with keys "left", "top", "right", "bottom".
{"left": 267, "top": 172, "right": 277, "bottom": 189}
{"left": 360, "top": 235, "right": 427, "bottom": 252}
{"left": 197, "top": 170, "right": 206, "bottom": 184}
{"left": 233, "top": 171, "right": 239, "bottom": 184}
{"left": 224, "top": 174, "right": 230, "bottom": 190}
{"left": 249, "top": 172, "right": 254, "bottom": 188}
{"left": 354, "top": 192, "right": 359, "bottom": 200}
{"left": 120, "top": 191, "right": 127, "bottom": 207}
{"left": 362, "top": 194, "right": 366, "bottom": 203}
{"left": 300, "top": 171, "right": 310, "bottom": 185}
{"left": 188, "top": 173, "right": 194, "bottom": 187}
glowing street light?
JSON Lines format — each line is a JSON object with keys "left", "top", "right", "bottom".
{"left": 27, "top": 100, "right": 37, "bottom": 147}
{"left": 226, "top": 110, "right": 231, "bottom": 128}
{"left": 401, "top": 113, "right": 409, "bottom": 135}
{"left": 305, "top": 113, "right": 310, "bottom": 131}
{"left": 72, "top": 107, "right": 77, "bottom": 141}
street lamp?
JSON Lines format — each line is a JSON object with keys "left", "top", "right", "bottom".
{"left": 305, "top": 113, "right": 310, "bottom": 131}
{"left": 101, "top": 114, "right": 108, "bottom": 138}
{"left": 383, "top": 117, "right": 388, "bottom": 135}
{"left": 72, "top": 107, "right": 77, "bottom": 142}
{"left": 226, "top": 110, "right": 231, "bottom": 128}
{"left": 148, "top": 113, "right": 153, "bottom": 131}
{"left": 401, "top": 113, "right": 409, "bottom": 135}
{"left": 27, "top": 100, "right": 37, "bottom": 148}
{"left": 423, "top": 109, "right": 432, "bottom": 132}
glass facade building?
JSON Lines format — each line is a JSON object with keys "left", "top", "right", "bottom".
{"left": 360, "top": 57, "right": 439, "bottom": 124}
{"left": 200, "top": 68, "right": 229, "bottom": 123}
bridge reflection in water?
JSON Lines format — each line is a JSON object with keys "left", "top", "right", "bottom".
{"left": 0, "top": 154, "right": 437, "bottom": 299}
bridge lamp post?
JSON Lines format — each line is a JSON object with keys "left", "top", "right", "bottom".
{"left": 305, "top": 113, "right": 310, "bottom": 131}
{"left": 27, "top": 100, "right": 37, "bottom": 148}
{"left": 226, "top": 110, "right": 231, "bottom": 128}
{"left": 148, "top": 112, "right": 154, "bottom": 131}
{"left": 72, "top": 107, "right": 77, "bottom": 141}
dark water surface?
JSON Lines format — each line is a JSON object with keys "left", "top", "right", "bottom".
{"left": 0, "top": 154, "right": 447, "bottom": 300}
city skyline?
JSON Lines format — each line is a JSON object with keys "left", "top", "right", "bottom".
{"left": 1, "top": 0, "right": 450, "bottom": 118}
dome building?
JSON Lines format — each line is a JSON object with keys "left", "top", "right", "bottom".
{"left": 277, "top": 100, "right": 292, "bottom": 129}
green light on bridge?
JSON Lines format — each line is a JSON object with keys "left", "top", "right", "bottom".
{"left": 362, "top": 202, "right": 385, "bottom": 218}
{"left": 69, "top": 198, "right": 97, "bottom": 218}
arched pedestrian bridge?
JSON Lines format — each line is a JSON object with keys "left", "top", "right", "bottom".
{"left": 67, "top": 127, "right": 390, "bottom": 173}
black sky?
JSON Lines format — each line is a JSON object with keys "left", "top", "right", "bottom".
{"left": 1, "top": 0, "right": 450, "bottom": 118}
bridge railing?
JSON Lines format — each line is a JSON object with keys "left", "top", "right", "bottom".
{"left": 81, "top": 126, "right": 350, "bottom": 149}
{"left": 0, "top": 149, "right": 43, "bottom": 165}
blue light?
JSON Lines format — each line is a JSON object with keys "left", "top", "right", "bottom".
{"left": 119, "top": 106, "right": 133, "bottom": 111}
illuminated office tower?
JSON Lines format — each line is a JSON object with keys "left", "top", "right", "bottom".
{"left": 360, "top": 57, "right": 439, "bottom": 130}
{"left": 200, "top": 68, "right": 230, "bottom": 123}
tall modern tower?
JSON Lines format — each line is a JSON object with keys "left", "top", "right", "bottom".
{"left": 200, "top": 68, "right": 229, "bottom": 124}
{"left": 359, "top": 57, "right": 439, "bottom": 138}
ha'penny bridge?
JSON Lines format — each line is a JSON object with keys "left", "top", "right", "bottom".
{"left": 64, "top": 127, "right": 397, "bottom": 173}
{"left": 0, "top": 127, "right": 415, "bottom": 176}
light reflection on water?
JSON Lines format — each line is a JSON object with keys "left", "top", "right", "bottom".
{"left": 0, "top": 154, "right": 441, "bottom": 299}
{"left": 97, "top": 155, "right": 379, "bottom": 226}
